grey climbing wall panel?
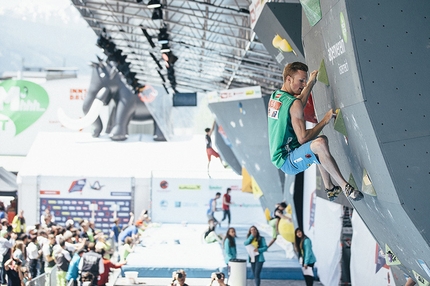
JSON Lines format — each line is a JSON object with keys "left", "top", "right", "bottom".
{"left": 209, "top": 97, "right": 284, "bottom": 211}
{"left": 301, "top": 0, "right": 430, "bottom": 280}
{"left": 214, "top": 124, "right": 242, "bottom": 175}
{"left": 253, "top": 2, "right": 305, "bottom": 69}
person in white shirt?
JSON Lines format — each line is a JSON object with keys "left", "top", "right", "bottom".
{"left": 26, "top": 235, "right": 40, "bottom": 279}
{"left": 0, "top": 230, "right": 17, "bottom": 284}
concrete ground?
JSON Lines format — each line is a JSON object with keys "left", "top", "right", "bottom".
{"left": 114, "top": 277, "right": 324, "bottom": 285}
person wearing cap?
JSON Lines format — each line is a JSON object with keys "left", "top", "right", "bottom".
{"left": 64, "top": 230, "right": 86, "bottom": 255}
{"left": 66, "top": 247, "right": 86, "bottom": 286}
{"left": 65, "top": 219, "right": 75, "bottom": 230}
{"left": 0, "top": 230, "right": 16, "bottom": 285}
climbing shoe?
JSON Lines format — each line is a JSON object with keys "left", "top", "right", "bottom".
{"left": 344, "top": 183, "right": 364, "bottom": 201}
{"left": 325, "top": 186, "right": 342, "bottom": 201}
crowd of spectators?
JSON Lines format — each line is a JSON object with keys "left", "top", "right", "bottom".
{"left": 0, "top": 206, "right": 150, "bottom": 286}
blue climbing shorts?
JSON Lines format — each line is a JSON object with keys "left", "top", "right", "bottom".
{"left": 280, "top": 141, "right": 320, "bottom": 175}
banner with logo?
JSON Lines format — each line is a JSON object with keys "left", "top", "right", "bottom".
{"left": 303, "top": 164, "right": 343, "bottom": 286}
{"left": 351, "top": 212, "right": 394, "bottom": 286}
{"left": 38, "top": 176, "right": 133, "bottom": 234}
{"left": 207, "top": 86, "right": 262, "bottom": 103}
{"left": 0, "top": 76, "right": 104, "bottom": 155}
{"left": 151, "top": 175, "right": 266, "bottom": 225}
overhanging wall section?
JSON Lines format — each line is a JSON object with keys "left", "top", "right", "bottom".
{"left": 302, "top": 0, "right": 430, "bottom": 281}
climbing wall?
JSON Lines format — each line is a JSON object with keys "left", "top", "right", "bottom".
{"left": 301, "top": 0, "right": 430, "bottom": 282}
{"left": 253, "top": 2, "right": 305, "bottom": 68}
{"left": 214, "top": 123, "right": 242, "bottom": 175}
{"left": 209, "top": 98, "right": 285, "bottom": 211}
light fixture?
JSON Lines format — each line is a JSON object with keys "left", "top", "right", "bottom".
{"left": 152, "top": 8, "right": 163, "bottom": 20}
{"left": 147, "top": 0, "right": 161, "bottom": 8}
{"left": 158, "top": 28, "right": 169, "bottom": 44}
{"left": 160, "top": 44, "right": 170, "bottom": 53}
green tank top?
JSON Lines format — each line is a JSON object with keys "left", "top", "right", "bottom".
{"left": 267, "top": 90, "right": 301, "bottom": 168}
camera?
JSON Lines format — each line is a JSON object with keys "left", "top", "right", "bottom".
{"left": 211, "top": 272, "right": 224, "bottom": 280}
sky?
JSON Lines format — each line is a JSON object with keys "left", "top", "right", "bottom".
{"left": 0, "top": 0, "right": 103, "bottom": 75}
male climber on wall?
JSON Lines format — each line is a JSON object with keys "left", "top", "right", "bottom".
{"left": 267, "top": 62, "right": 363, "bottom": 201}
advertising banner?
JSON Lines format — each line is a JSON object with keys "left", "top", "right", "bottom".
{"left": 39, "top": 176, "right": 133, "bottom": 234}
{"left": 351, "top": 212, "right": 394, "bottom": 286}
{"left": 151, "top": 176, "right": 266, "bottom": 225}
{"left": 207, "top": 86, "right": 261, "bottom": 103}
{"left": 0, "top": 76, "right": 108, "bottom": 155}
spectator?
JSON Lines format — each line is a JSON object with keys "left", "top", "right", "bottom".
{"left": 55, "top": 239, "right": 71, "bottom": 286}
{"left": 170, "top": 269, "right": 188, "bottom": 286}
{"left": 206, "top": 193, "right": 221, "bottom": 227}
{"left": 223, "top": 227, "right": 237, "bottom": 265}
{"left": 42, "top": 234, "right": 57, "bottom": 278}
{"left": 267, "top": 202, "right": 292, "bottom": 248}
{"left": 109, "top": 218, "right": 122, "bottom": 253}
{"left": 117, "top": 220, "right": 142, "bottom": 246}
{"left": 1, "top": 219, "right": 9, "bottom": 232}
{"left": 40, "top": 208, "right": 56, "bottom": 227}
{"left": 221, "top": 188, "right": 233, "bottom": 227}
{"left": 204, "top": 219, "right": 222, "bottom": 244}
{"left": 294, "top": 227, "right": 316, "bottom": 286}
{"left": 94, "top": 232, "right": 111, "bottom": 257}
{"left": 80, "top": 221, "right": 94, "bottom": 243}
{"left": 78, "top": 242, "right": 104, "bottom": 286}
{"left": 210, "top": 272, "right": 228, "bottom": 286}
{"left": 11, "top": 210, "right": 26, "bottom": 235}
{"left": 26, "top": 235, "right": 40, "bottom": 279}
{"left": 12, "top": 240, "right": 26, "bottom": 267}
{"left": 66, "top": 248, "right": 86, "bottom": 286}
{"left": 81, "top": 272, "right": 95, "bottom": 286}
{"left": 20, "top": 266, "right": 31, "bottom": 285}
{"left": 43, "top": 214, "right": 56, "bottom": 229}
{"left": 63, "top": 230, "right": 85, "bottom": 254}
{"left": 97, "top": 248, "right": 125, "bottom": 286}
{"left": 0, "top": 230, "right": 16, "bottom": 285}
{"left": 119, "top": 237, "right": 134, "bottom": 262}
{"left": 37, "top": 230, "right": 48, "bottom": 275}
{"left": 4, "top": 257, "right": 23, "bottom": 286}
{"left": 0, "top": 206, "right": 5, "bottom": 220}
{"left": 244, "top": 226, "right": 267, "bottom": 286}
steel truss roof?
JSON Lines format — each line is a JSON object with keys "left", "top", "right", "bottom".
{"left": 71, "top": 0, "right": 283, "bottom": 95}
